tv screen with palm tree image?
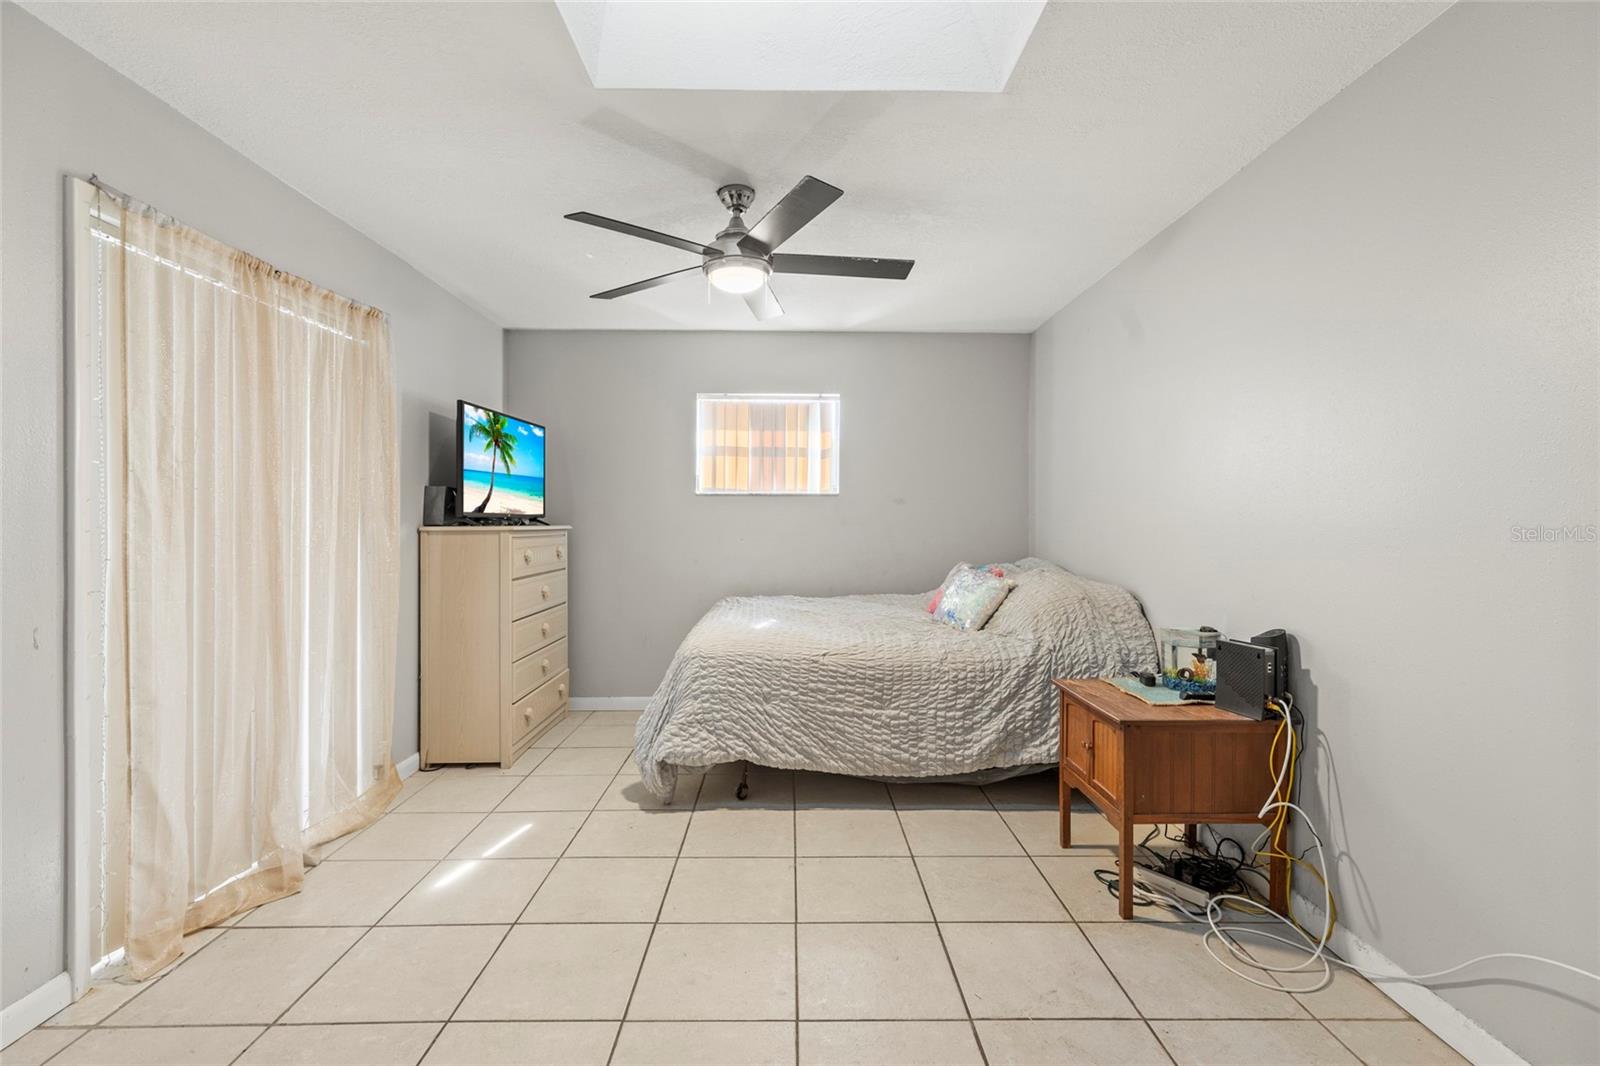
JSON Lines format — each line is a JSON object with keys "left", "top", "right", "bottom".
{"left": 457, "top": 401, "right": 545, "bottom": 517}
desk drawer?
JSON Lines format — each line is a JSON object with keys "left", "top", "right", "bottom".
{"left": 512, "top": 638, "right": 568, "bottom": 703}
{"left": 511, "top": 571, "right": 567, "bottom": 620}
{"left": 510, "top": 670, "right": 569, "bottom": 744}
{"left": 511, "top": 534, "right": 566, "bottom": 579}
{"left": 512, "top": 605, "right": 567, "bottom": 660}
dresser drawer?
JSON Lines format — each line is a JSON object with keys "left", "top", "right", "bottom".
{"left": 512, "top": 605, "right": 567, "bottom": 660}
{"left": 510, "top": 670, "right": 569, "bottom": 744}
{"left": 511, "top": 534, "right": 566, "bottom": 579}
{"left": 510, "top": 571, "right": 567, "bottom": 620}
{"left": 512, "top": 638, "right": 569, "bottom": 703}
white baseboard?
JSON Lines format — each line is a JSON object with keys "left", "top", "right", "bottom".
{"left": 396, "top": 753, "right": 420, "bottom": 780}
{"left": 1290, "top": 891, "right": 1526, "bottom": 1066}
{"left": 1, "top": 972, "right": 70, "bottom": 1048}
{"left": 571, "top": 697, "right": 651, "bottom": 712}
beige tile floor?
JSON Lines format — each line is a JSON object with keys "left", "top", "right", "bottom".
{"left": 3, "top": 709, "right": 1467, "bottom": 1066}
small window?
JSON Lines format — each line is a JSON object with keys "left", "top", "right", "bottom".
{"left": 696, "top": 393, "right": 840, "bottom": 495}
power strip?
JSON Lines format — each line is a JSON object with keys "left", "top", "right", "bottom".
{"left": 1131, "top": 863, "right": 1213, "bottom": 910}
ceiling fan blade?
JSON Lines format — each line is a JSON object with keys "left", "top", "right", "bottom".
{"left": 565, "top": 211, "right": 715, "bottom": 257}
{"left": 743, "top": 283, "right": 784, "bottom": 322}
{"left": 771, "top": 253, "right": 914, "bottom": 280}
{"left": 739, "top": 176, "right": 842, "bottom": 254}
{"left": 590, "top": 265, "right": 702, "bottom": 300}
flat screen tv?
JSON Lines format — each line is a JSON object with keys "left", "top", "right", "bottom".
{"left": 456, "top": 400, "right": 545, "bottom": 520}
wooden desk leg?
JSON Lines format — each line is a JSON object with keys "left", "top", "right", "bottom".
{"left": 1268, "top": 848, "right": 1289, "bottom": 916}
{"left": 1184, "top": 823, "right": 1199, "bottom": 849}
{"left": 1059, "top": 778, "right": 1072, "bottom": 848}
{"left": 1118, "top": 813, "right": 1135, "bottom": 919}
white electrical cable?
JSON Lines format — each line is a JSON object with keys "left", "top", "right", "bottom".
{"left": 1132, "top": 698, "right": 1600, "bottom": 995}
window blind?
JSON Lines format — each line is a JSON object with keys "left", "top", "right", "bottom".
{"left": 696, "top": 393, "right": 840, "bottom": 494}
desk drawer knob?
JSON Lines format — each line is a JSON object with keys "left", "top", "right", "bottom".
{"left": 541, "top": 585, "right": 551, "bottom": 600}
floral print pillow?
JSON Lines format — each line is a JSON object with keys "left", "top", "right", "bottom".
{"left": 929, "top": 564, "right": 1016, "bottom": 631}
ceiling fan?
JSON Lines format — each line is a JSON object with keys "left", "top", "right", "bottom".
{"left": 564, "top": 176, "right": 914, "bottom": 321}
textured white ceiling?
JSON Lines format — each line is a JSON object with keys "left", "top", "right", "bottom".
{"left": 28, "top": 1, "right": 1448, "bottom": 332}
{"left": 556, "top": 1, "right": 1046, "bottom": 91}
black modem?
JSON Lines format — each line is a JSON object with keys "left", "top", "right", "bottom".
{"left": 1215, "top": 637, "right": 1283, "bottom": 720}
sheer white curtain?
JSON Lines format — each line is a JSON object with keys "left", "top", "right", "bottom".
{"left": 100, "top": 188, "right": 400, "bottom": 977}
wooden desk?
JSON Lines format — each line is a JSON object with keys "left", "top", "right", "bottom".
{"left": 1055, "top": 678, "right": 1289, "bottom": 919}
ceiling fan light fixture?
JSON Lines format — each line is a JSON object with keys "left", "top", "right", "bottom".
{"left": 567, "top": 176, "right": 914, "bottom": 320}
{"left": 704, "top": 255, "right": 770, "bottom": 295}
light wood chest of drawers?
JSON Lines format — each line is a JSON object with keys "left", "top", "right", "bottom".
{"left": 419, "top": 525, "right": 573, "bottom": 768}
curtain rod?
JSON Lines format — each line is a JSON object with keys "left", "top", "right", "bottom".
{"left": 87, "top": 173, "right": 137, "bottom": 204}
{"left": 86, "top": 173, "right": 183, "bottom": 229}
{"left": 85, "top": 173, "right": 388, "bottom": 323}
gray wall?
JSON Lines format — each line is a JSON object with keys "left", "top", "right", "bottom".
{"left": 504, "top": 331, "right": 1031, "bottom": 696}
{"left": 1028, "top": 4, "right": 1598, "bottom": 1062}
{"left": 0, "top": 5, "right": 502, "bottom": 1009}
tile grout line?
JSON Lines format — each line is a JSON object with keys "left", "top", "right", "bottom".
{"left": 228, "top": 791, "right": 514, "bottom": 1066}
{"left": 78, "top": 772, "right": 457, "bottom": 1063}
{"left": 50, "top": 854, "right": 270, "bottom": 1036}
{"left": 889, "top": 788, "right": 989, "bottom": 1066}
{"left": 30, "top": 1026, "right": 90, "bottom": 1066}
{"left": 233, "top": 734, "right": 583, "bottom": 1065}
{"left": 42, "top": 758, "right": 1404, "bottom": 1066}
{"left": 793, "top": 779, "right": 801, "bottom": 1066}
{"left": 418, "top": 727, "right": 626, "bottom": 1066}
{"left": 37, "top": 746, "right": 607, "bottom": 1064}
{"left": 53, "top": 778, "right": 421, "bottom": 1047}
{"left": 1220, "top": 868, "right": 1419, "bottom": 1065}
{"left": 1005, "top": 792, "right": 1397, "bottom": 1063}
{"left": 983, "top": 786, "right": 1178, "bottom": 1066}
{"left": 48, "top": 1013, "right": 1368, "bottom": 1026}
{"left": 1234, "top": 921, "right": 1381, "bottom": 1065}
{"left": 231, "top": 917, "right": 1173, "bottom": 927}
{"left": 601, "top": 770, "right": 707, "bottom": 1066}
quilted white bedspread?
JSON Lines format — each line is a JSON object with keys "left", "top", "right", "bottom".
{"left": 634, "top": 559, "right": 1157, "bottom": 799}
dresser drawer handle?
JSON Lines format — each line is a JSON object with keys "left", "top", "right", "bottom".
{"left": 557, "top": 683, "right": 567, "bottom": 698}
{"left": 555, "top": 546, "right": 563, "bottom": 560}
{"left": 523, "top": 706, "right": 533, "bottom": 721}
{"left": 541, "top": 585, "right": 551, "bottom": 600}
{"left": 522, "top": 549, "right": 533, "bottom": 565}
{"left": 540, "top": 622, "right": 550, "bottom": 637}
{"left": 541, "top": 658, "right": 551, "bottom": 674}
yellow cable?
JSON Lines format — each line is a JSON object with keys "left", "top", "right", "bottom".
{"left": 1258, "top": 714, "right": 1336, "bottom": 940}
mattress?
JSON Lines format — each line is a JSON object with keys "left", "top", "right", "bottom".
{"left": 633, "top": 558, "right": 1158, "bottom": 799}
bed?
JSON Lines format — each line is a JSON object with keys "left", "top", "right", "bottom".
{"left": 633, "top": 558, "right": 1158, "bottom": 800}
